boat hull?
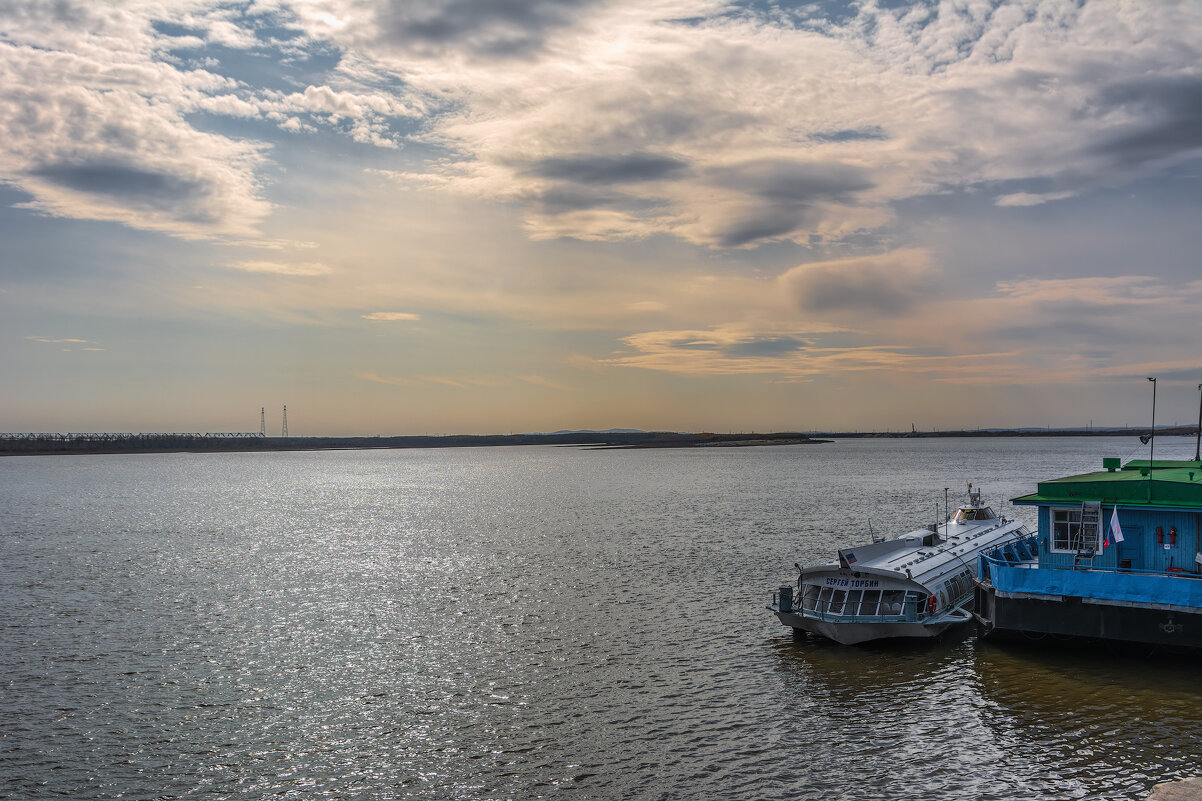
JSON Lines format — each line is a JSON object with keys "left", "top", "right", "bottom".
{"left": 771, "top": 608, "right": 969, "bottom": 645}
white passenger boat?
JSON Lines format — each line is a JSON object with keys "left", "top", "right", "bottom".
{"left": 768, "top": 485, "right": 1035, "bottom": 645}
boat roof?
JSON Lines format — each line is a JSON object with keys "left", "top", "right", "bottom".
{"left": 1011, "top": 458, "right": 1202, "bottom": 510}
{"left": 861, "top": 521, "right": 1024, "bottom": 582}
{"left": 811, "top": 517, "right": 1027, "bottom": 586}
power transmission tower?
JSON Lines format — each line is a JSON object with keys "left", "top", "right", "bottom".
{"left": 282, "top": 405, "right": 288, "bottom": 438}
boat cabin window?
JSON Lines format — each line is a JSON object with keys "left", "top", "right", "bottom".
{"left": 801, "top": 584, "right": 821, "bottom": 611}
{"left": 952, "top": 506, "right": 996, "bottom": 523}
{"left": 828, "top": 590, "right": 846, "bottom": 614}
{"left": 942, "top": 570, "right": 972, "bottom": 602}
{"left": 844, "top": 590, "right": 862, "bottom": 616}
{"left": 879, "top": 590, "right": 905, "bottom": 616}
{"left": 859, "top": 590, "right": 881, "bottom": 616}
{"left": 957, "top": 569, "right": 973, "bottom": 599}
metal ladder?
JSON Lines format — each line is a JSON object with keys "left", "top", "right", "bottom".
{"left": 1074, "top": 500, "right": 1101, "bottom": 568}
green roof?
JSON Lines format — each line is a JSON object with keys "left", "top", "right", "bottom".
{"left": 1121, "top": 459, "right": 1202, "bottom": 471}
{"left": 1012, "top": 459, "right": 1202, "bottom": 509}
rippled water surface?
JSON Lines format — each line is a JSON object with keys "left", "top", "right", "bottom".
{"left": 3, "top": 437, "right": 1201, "bottom": 800}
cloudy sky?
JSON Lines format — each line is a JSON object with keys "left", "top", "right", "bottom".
{"left": 2, "top": 0, "right": 1201, "bottom": 435}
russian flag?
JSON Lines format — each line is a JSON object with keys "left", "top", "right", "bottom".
{"left": 1109, "top": 506, "right": 1125, "bottom": 545}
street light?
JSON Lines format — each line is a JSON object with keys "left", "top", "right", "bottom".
{"left": 1147, "top": 377, "right": 1157, "bottom": 469}
{"left": 1195, "top": 382, "right": 1201, "bottom": 462}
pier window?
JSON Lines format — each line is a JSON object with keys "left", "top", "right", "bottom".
{"left": 1051, "top": 507, "right": 1099, "bottom": 552}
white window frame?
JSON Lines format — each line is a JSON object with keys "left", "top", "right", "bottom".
{"left": 1050, "top": 506, "right": 1099, "bottom": 553}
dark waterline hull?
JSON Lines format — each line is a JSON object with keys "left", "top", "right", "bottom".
{"left": 975, "top": 584, "right": 1202, "bottom": 650}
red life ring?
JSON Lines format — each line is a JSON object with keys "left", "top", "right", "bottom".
{"left": 927, "top": 594, "right": 937, "bottom": 614}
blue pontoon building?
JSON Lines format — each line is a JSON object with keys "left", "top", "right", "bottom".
{"left": 975, "top": 457, "right": 1202, "bottom": 649}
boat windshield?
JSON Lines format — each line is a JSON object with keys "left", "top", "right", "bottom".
{"left": 953, "top": 506, "right": 996, "bottom": 522}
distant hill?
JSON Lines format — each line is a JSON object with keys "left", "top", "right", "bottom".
{"left": 535, "top": 428, "right": 648, "bottom": 435}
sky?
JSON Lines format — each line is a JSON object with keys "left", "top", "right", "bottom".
{"left": 2, "top": 0, "right": 1202, "bottom": 436}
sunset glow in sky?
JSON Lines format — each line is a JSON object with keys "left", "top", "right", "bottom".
{"left": 3, "top": 0, "right": 1202, "bottom": 434}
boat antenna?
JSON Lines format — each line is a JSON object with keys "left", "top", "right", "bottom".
{"left": 944, "top": 487, "right": 950, "bottom": 524}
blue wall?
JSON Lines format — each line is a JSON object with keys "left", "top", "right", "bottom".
{"left": 1034, "top": 506, "right": 1202, "bottom": 574}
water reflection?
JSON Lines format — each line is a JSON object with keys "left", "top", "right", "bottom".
{"left": 973, "top": 641, "right": 1202, "bottom": 799}
{"left": 772, "top": 630, "right": 972, "bottom": 705}
{"left": 770, "top": 630, "right": 1202, "bottom": 801}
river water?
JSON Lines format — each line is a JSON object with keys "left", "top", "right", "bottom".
{"left": 2, "top": 437, "right": 1200, "bottom": 800}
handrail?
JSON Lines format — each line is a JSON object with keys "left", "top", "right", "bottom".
{"left": 981, "top": 554, "right": 1202, "bottom": 580}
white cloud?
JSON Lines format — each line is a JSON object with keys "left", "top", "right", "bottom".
{"left": 228, "top": 260, "right": 333, "bottom": 276}
{"left": 362, "top": 311, "right": 420, "bottom": 320}
{"left": 627, "top": 300, "right": 666, "bottom": 312}
{"left": 0, "top": 2, "right": 271, "bottom": 238}
{"left": 25, "top": 336, "right": 89, "bottom": 344}
{"left": 355, "top": 369, "right": 566, "bottom": 390}
{"left": 605, "top": 321, "right": 973, "bottom": 381}
{"left": 991, "top": 276, "right": 1182, "bottom": 306}
{"left": 354, "top": 370, "right": 417, "bottom": 386}
{"left": 25, "top": 335, "right": 103, "bottom": 351}
{"left": 780, "top": 249, "right": 936, "bottom": 317}
{"left": 995, "top": 191, "right": 1078, "bottom": 207}
{"left": 0, "top": 2, "right": 427, "bottom": 239}
{"left": 516, "top": 374, "right": 569, "bottom": 390}
{"left": 288, "top": 0, "right": 1202, "bottom": 247}
{"left": 8, "top": 0, "right": 1198, "bottom": 249}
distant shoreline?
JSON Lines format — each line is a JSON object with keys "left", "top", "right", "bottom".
{"left": 820, "top": 427, "right": 1196, "bottom": 439}
{"left": 2, "top": 427, "right": 1192, "bottom": 456}
{"left": 1, "top": 431, "right": 827, "bottom": 456}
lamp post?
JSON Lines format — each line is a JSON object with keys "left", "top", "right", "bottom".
{"left": 1147, "top": 377, "right": 1157, "bottom": 469}
{"left": 1195, "top": 383, "right": 1201, "bottom": 462}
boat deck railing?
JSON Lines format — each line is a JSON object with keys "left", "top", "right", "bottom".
{"left": 979, "top": 553, "right": 1202, "bottom": 609}
{"left": 802, "top": 611, "right": 932, "bottom": 624}
{"left": 788, "top": 593, "right": 964, "bottom": 624}
{"left": 980, "top": 553, "right": 1202, "bottom": 579}
{"left": 976, "top": 548, "right": 1202, "bottom": 579}
{"left": 974, "top": 534, "right": 1038, "bottom": 576}
{"left": 802, "top": 608, "right": 923, "bottom": 625}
